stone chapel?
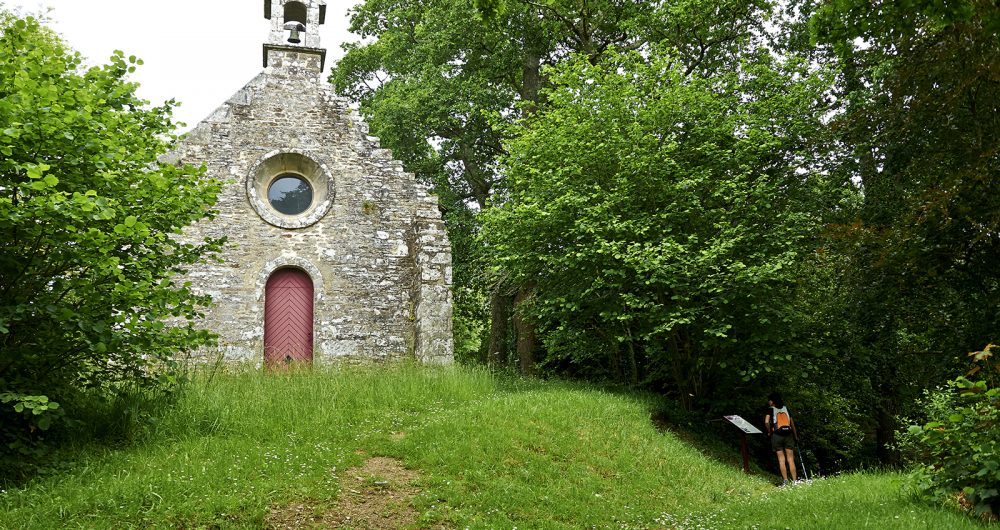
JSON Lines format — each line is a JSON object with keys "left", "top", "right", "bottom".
{"left": 169, "top": 0, "right": 454, "bottom": 366}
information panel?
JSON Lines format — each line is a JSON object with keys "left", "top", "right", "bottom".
{"left": 723, "top": 415, "right": 763, "bottom": 435}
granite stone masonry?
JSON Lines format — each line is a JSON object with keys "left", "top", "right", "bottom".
{"left": 170, "top": 0, "right": 453, "bottom": 366}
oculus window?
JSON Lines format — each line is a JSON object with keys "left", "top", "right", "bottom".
{"left": 268, "top": 174, "right": 313, "bottom": 215}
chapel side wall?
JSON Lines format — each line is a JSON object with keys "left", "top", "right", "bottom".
{"left": 174, "top": 59, "right": 429, "bottom": 365}
{"left": 409, "top": 188, "right": 454, "bottom": 364}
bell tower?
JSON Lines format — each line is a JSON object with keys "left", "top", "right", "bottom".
{"left": 263, "top": 0, "right": 327, "bottom": 72}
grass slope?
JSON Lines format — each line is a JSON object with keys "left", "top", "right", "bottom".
{"left": 0, "top": 365, "right": 986, "bottom": 529}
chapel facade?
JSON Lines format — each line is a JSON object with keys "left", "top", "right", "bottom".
{"left": 170, "top": 0, "right": 454, "bottom": 366}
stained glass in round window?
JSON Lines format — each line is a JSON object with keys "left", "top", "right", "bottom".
{"left": 268, "top": 174, "right": 313, "bottom": 215}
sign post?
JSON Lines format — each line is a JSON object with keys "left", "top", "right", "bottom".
{"left": 723, "top": 415, "right": 762, "bottom": 474}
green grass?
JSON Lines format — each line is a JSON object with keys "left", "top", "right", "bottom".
{"left": 0, "top": 365, "right": 988, "bottom": 529}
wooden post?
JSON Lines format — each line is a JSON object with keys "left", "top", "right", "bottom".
{"left": 723, "top": 415, "right": 762, "bottom": 475}
{"left": 739, "top": 431, "right": 750, "bottom": 474}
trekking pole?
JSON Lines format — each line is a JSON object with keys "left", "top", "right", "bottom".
{"left": 797, "top": 438, "right": 810, "bottom": 481}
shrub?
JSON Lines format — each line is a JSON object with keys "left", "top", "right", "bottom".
{"left": 900, "top": 345, "right": 1000, "bottom": 517}
{"left": 0, "top": 12, "right": 222, "bottom": 480}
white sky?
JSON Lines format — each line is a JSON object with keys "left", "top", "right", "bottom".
{"left": 5, "top": 1, "right": 357, "bottom": 131}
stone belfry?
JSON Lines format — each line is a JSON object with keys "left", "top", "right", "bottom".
{"left": 263, "top": 0, "right": 326, "bottom": 73}
{"left": 170, "top": 0, "right": 454, "bottom": 366}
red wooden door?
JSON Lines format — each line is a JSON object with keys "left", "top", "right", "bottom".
{"left": 264, "top": 268, "right": 314, "bottom": 367}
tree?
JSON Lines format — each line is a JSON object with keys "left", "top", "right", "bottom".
{"left": 0, "top": 13, "right": 223, "bottom": 473}
{"left": 332, "top": 0, "right": 772, "bottom": 367}
{"left": 811, "top": 0, "right": 1000, "bottom": 461}
{"left": 481, "top": 46, "right": 838, "bottom": 407}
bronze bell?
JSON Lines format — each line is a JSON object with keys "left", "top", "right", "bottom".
{"left": 284, "top": 22, "right": 305, "bottom": 44}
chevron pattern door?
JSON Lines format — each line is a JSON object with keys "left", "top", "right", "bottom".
{"left": 264, "top": 268, "right": 314, "bottom": 367}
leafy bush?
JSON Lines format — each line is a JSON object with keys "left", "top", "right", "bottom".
{"left": 0, "top": 12, "right": 222, "bottom": 480}
{"left": 0, "top": 393, "right": 64, "bottom": 465}
{"left": 781, "top": 385, "right": 869, "bottom": 472}
{"left": 900, "top": 345, "right": 1000, "bottom": 517}
{"left": 480, "top": 45, "right": 837, "bottom": 409}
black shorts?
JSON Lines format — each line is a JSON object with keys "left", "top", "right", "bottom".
{"left": 771, "top": 432, "right": 796, "bottom": 452}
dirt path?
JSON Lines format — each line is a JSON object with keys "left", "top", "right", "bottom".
{"left": 266, "top": 456, "right": 424, "bottom": 529}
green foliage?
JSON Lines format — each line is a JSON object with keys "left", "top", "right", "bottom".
{"left": 0, "top": 393, "right": 61, "bottom": 421}
{"left": 0, "top": 393, "right": 64, "bottom": 461}
{"left": 810, "top": 0, "right": 1000, "bottom": 461}
{"left": 0, "top": 13, "right": 223, "bottom": 477}
{"left": 481, "top": 45, "right": 839, "bottom": 407}
{"left": 788, "top": 386, "right": 868, "bottom": 470}
{"left": 900, "top": 345, "right": 1000, "bottom": 517}
{"left": 332, "top": 0, "right": 999, "bottom": 474}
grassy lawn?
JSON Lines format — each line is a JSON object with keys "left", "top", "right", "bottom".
{"left": 0, "top": 365, "right": 986, "bottom": 529}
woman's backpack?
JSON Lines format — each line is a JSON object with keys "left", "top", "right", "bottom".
{"left": 772, "top": 407, "right": 793, "bottom": 435}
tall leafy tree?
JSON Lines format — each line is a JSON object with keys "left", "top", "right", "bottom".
{"left": 0, "top": 13, "right": 223, "bottom": 470}
{"left": 481, "top": 46, "right": 838, "bottom": 408}
{"left": 812, "top": 0, "right": 1000, "bottom": 460}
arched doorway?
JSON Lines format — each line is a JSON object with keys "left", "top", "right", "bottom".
{"left": 264, "top": 267, "right": 314, "bottom": 367}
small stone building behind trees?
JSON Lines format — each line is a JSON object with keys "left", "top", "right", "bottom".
{"left": 169, "top": 0, "right": 453, "bottom": 366}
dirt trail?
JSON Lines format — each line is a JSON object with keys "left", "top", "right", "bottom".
{"left": 266, "top": 456, "right": 423, "bottom": 529}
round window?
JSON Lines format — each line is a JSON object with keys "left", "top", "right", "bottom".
{"left": 267, "top": 174, "right": 313, "bottom": 215}
{"left": 248, "top": 151, "right": 333, "bottom": 229}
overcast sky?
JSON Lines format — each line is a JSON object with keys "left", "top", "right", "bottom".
{"left": 7, "top": 1, "right": 357, "bottom": 130}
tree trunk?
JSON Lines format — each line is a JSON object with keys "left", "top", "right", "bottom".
{"left": 609, "top": 345, "right": 622, "bottom": 382}
{"left": 842, "top": 50, "right": 879, "bottom": 192}
{"left": 513, "top": 287, "right": 537, "bottom": 376}
{"left": 520, "top": 50, "right": 541, "bottom": 114}
{"left": 488, "top": 292, "right": 512, "bottom": 368}
{"left": 875, "top": 400, "right": 900, "bottom": 465}
{"left": 626, "top": 340, "right": 638, "bottom": 387}
{"left": 623, "top": 324, "right": 639, "bottom": 387}
{"left": 670, "top": 331, "right": 698, "bottom": 411}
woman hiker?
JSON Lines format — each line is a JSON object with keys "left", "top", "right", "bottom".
{"left": 764, "top": 392, "right": 799, "bottom": 486}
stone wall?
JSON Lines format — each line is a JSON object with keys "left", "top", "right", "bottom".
{"left": 409, "top": 187, "right": 454, "bottom": 365}
{"left": 171, "top": 47, "right": 454, "bottom": 365}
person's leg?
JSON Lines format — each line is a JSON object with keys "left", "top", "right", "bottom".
{"left": 784, "top": 448, "right": 798, "bottom": 481}
{"left": 775, "top": 450, "right": 788, "bottom": 482}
